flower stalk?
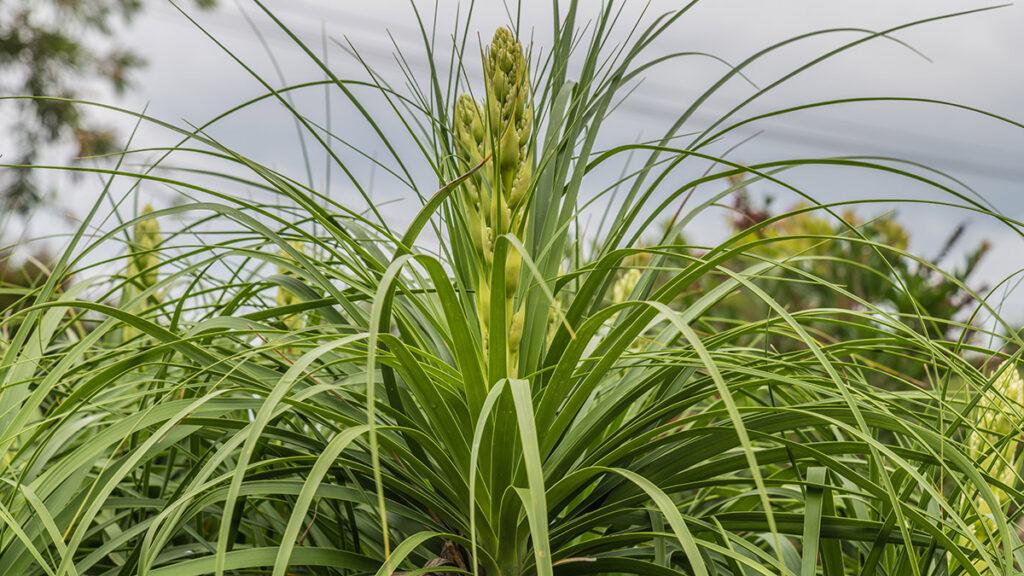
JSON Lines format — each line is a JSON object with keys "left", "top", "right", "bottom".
{"left": 130, "top": 203, "right": 162, "bottom": 297}
{"left": 123, "top": 203, "right": 161, "bottom": 342}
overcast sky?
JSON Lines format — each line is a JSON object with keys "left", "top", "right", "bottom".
{"left": 17, "top": 0, "right": 1024, "bottom": 321}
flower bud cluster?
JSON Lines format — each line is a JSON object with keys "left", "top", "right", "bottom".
{"left": 966, "top": 361, "right": 1024, "bottom": 538}
{"left": 123, "top": 204, "right": 162, "bottom": 342}
{"left": 485, "top": 27, "right": 533, "bottom": 214}
{"left": 454, "top": 27, "right": 533, "bottom": 372}
{"left": 131, "top": 204, "right": 162, "bottom": 294}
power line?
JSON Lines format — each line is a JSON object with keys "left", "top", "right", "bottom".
{"left": 629, "top": 90, "right": 1024, "bottom": 182}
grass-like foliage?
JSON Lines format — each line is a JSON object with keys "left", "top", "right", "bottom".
{"left": 2, "top": 2, "right": 1024, "bottom": 575}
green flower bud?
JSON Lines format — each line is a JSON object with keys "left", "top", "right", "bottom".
{"left": 501, "top": 206, "right": 511, "bottom": 232}
{"left": 509, "top": 309, "right": 524, "bottom": 354}
{"left": 455, "top": 94, "right": 487, "bottom": 167}
{"left": 131, "top": 203, "right": 162, "bottom": 293}
{"left": 518, "top": 101, "right": 533, "bottom": 144}
{"left": 123, "top": 203, "right": 162, "bottom": 342}
{"left": 508, "top": 160, "right": 531, "bottom": 210}
{"left": 485, "top": 27, "right": 532, "bottom": 207}
{"left": 482, "top": 226, "right": 494, "bottom": 266}
{"left": 492, "top": 70, "right": 508, "bottom": 102}
{"left": 613, "top": 268, "right": 642, "bottom": 304}
{"left": 505, "top": 249, "right": 522, "bottom": 294}
{"left": 499, "top": 123, "right": 520, "bottom": 172}
{"left": 464, "top": 179, "right": 481, "bottom": 206}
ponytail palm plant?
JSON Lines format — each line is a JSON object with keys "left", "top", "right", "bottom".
{"left": 2, "top": 2, "right": 1024, "bottom": 576}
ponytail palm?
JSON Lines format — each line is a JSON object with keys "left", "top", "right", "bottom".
{"left": 1, "top": 2, "right": 1023, "bottom": 576}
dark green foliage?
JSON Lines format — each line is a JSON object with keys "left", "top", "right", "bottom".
{"left": 0, "top": 3, "right": 1021, "bottom": 576}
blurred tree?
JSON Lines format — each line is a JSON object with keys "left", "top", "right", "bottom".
{"left": 0, "top": 0, "right": 214, "bottom": 216}
{"left": 726, "top": 184, "right": 988, "bottom": 339}
{"left": 607, "top": 176, "right": 991, "bottom": 384}
{"left": 719, "top": 180, "right": 990, "bottom": 382}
